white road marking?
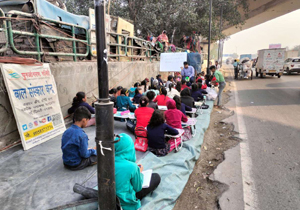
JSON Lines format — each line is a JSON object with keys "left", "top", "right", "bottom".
{"left": 232, "top": 78, "right": 259, "bottom": 210}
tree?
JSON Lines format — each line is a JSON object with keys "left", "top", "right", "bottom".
{"left": 63, "top": 0, "right": 94, "bottom": 16}
{"left": 63, "top": 0, "right": 249, "bottom": 44}
{"left": 109, "top": 0, "right": 249, "bottom": 43}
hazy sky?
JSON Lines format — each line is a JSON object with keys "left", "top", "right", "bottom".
{"left": 223, "top": 9, "right": 300, "bottom": 55}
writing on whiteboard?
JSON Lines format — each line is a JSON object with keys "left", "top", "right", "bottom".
{"left": 160, "top": 52, "right": 187, "bottom": 72}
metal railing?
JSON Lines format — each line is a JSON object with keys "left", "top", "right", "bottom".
{"left": 0, "top": 10, "right": 186, "bottom": 61}
{"left": 6, "top": 10, "right": 89, "bottom": 62}
{"left": 0, "top": 8, "right": 8, "bottom": 53}
{"left": 107, "top": 32, "right": 128, "bottom": 60}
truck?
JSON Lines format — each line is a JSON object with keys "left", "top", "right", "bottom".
{"left": 255, "top": 48, "right": 285, "bottom": 78}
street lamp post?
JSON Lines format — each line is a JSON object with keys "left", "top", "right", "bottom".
{"left": 207, "top": 0, "right": 213, "bottom": 75}
{"left": 218, "top": 4, "right": 223, "bottom": 64}
{"left": 94, "top": 0, "right": 116, "bottom": 210}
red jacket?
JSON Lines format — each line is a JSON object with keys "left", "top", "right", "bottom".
{"left": 181, "top": 84, "right": 191, "bottom": 90}
{"left": 164, "top": 99, "right": 188, "bottom": 129}
{"left": 135, "top": 107, "right": 154, "bottom": 128}
{"left": 153, "top": 95, "right": 170, "bottom": 106}
{"left": 212, "top": 77, "right": 219, "bottom": 86}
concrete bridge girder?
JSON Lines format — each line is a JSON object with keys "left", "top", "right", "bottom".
{"left": 222, "top": 0, "right": 300, "bottom": 36}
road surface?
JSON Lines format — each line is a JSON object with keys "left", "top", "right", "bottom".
{"left": 216, "top": 68, "right": 300, "bottom": 210}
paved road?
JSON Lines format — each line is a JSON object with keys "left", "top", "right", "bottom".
{"left": 217, "top": 67, "right": 300, "bottom": 210}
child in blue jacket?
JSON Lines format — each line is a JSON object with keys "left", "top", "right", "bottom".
{"left": 61, "top": 106, "right": 96, "bottom": 170}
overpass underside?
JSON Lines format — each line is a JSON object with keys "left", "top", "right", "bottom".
{"left": 223, "top": 0, "right": 300, "bottom": 36}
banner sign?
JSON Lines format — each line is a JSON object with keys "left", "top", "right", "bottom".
{"left": 160, "top": 52, "right": 187, "bottom": 72}
{"left": 1, "top": 63, "right": 66, "bottom": 150}
{"left": 269, "top": 44, "right": 281, "bottom": 49}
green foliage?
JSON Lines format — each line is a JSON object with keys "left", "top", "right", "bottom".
{"left": 63, "top": 0, "right": 249, "bottom": 43}
{"left": 63, "top": 0, "right": 94, "bottom": 16}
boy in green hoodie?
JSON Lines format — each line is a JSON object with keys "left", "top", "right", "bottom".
{"left": 115, "top": 133, "right": 161, "bottom": 210}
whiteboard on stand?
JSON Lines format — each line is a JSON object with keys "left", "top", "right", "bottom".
{"left": 160, "top": 52, "right": 187, "bottom": 72}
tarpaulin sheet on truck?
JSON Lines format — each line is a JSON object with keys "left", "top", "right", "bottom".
{"left": 187, "top": 53, "right": 202, "bottom": 73}
{"left": 0, "top": 0, "right": 90, "bottom": 34}
{"left": 36, "top": 0, "right": 90, "bottom": 33}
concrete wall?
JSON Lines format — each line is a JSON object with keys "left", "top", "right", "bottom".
{"left": 0, "top": 61, "right": 160, "bottom": 150}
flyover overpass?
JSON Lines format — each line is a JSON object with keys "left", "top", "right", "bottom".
{"left": 223, "top": 0, "right": 300, "bottom": 36}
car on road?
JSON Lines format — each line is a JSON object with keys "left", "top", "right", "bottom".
{"left": 283, "top": 57, "right": 300, "bottom": 74}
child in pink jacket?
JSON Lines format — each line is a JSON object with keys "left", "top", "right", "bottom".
{"left": 164, "top": 99, "right": 188, "bottom": 129}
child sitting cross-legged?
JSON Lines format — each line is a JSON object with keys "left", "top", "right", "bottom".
{"left": 116, "top": 88, "right": 136, "bottom": 112}
{"left": 115, "top": 133, "right": 161, "bottom": 210}
{"left": 173, "top": 95, "right": 192, "bottom": 116}
{"left": 146, "top": 90, "right": 158, "bottom": 110}
{"left": 153, "top": 86, "right": 170, "bottom": 106}
{"left": 165, "top": 99, "right": 188, "bottom": 129}
{"left": 61, "top": 106, "right": 97, "bottom": 171}
{"left": 68, "top": 91, "right": 95, "bottom": 127}
{"left": 147, "top": 110, "right": 179, "bottom": 156}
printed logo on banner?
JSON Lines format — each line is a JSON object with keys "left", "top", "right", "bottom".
{"left": 34, "top": 121, "right": 38, "bottom": 126}
{"left": 29, "top": 122, "right": 33, "bottom": 128}
{"left": 39, "top": 118, "right": 46, "bottom": 124}
{"left": 47, "top": 116, "right": 52, "bottom": 122}
{"left": 24, "top": 123, "right": 54, "bottom": 141}
{"left": 22, "top": 124, "right": 28, "bottom": 131}
{"left": 7, "top": 69, "right": 21, "bottom": 79}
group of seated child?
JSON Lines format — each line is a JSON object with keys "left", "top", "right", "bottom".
{"left": 61, "top": 72, "right": 216, "bottom": 210}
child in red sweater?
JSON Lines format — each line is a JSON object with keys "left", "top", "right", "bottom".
{"left": 134, "top": 96, "right": 154, "bottom": 128}
{"left": 164, "top": 99, "right": 188, "bottom": 129}
{"left": 153, "top": 86, "right": 170, "bottom": 106}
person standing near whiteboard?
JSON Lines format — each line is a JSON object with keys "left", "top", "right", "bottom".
{"left": 180, "top": 62, "right": 195, "bottom": 85}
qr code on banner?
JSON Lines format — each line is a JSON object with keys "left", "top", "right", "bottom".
{"left": 51, "top": 113, "right": 62, "bottom": 126}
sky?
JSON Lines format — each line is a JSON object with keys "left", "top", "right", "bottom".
{"left": 223, "top": 9, "right": 300, "bottom": 56}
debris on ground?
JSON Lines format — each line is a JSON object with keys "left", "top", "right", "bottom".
{"left": 173, "top": 79, "right": 241, "bottom": 210}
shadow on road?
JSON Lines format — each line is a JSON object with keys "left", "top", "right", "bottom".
{"left": 266, "top": 80, "right": 300, "bottom": 88}
{"left": 236, "top": 88, "right": 300, "bottom": 107}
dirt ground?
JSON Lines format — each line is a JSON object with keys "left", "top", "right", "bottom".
{"left": 173, "top": 79, "right": 240, "bottom": 210}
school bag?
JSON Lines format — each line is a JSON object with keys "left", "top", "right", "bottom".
{"left": 168, "top": 137, "right": 182, "bottom": 152}
{"left": 134, "top": 126, "right": 148, "bottom": 152}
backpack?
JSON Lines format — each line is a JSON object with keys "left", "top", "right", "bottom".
{"left": 134, "top": 127, "right": 148, "bottom": 152}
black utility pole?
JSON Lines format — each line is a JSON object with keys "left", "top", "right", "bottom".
{"left": 94, "top": 1, "right": 116, "bottom": 210}
{"left": 207, "top": 0, "right": 213, "bottom": 75}
{"left": 218, "top": 4, "right": 223, "bottom": 65}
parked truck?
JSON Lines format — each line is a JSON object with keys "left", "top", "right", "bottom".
{"left": 255, "top": 48, "right": 285, "bottom": 78}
